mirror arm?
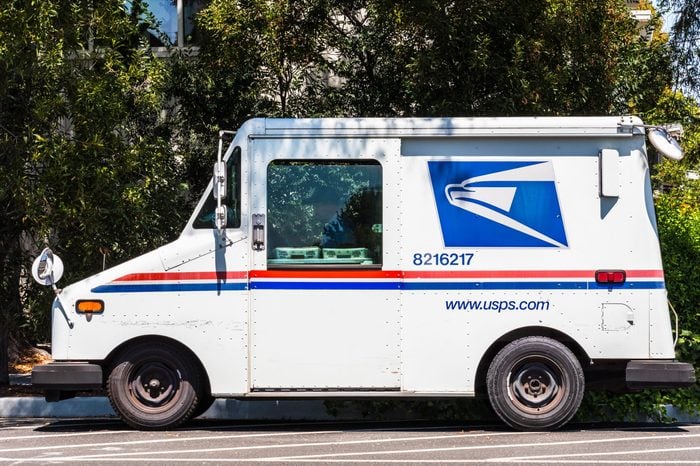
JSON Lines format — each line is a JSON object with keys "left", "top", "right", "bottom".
{"left": 216, "top": 132, "right": 224, "bottom": 232}
{"left": 214, "top": 130, "right": 236, "bottom": 233}
{"left": 618, "top": 122, "right": 684, "bottom": 161}
{"left": 53, "top": 290, "right": 73, "bottom": 329}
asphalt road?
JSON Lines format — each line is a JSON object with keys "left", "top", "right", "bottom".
{"left": 1, "top": 418, "right": 699, "bottom": 464}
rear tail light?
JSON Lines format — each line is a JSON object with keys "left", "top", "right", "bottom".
{"left": 595, "top": 270, "right": 626, "bottom": 284}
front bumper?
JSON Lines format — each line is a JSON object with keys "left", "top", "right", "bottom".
{"left": 32, "top": 362, "right": 103, "bottom": 391}
{"left": 626, "top": 360, "right": 696, "bottom": 390}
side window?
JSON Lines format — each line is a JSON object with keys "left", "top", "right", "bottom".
{"left": 193, "top": 147, "right": 241, "bottom": 229}
{"left": 267, "top": 160, "right": 382, "bottom": 267}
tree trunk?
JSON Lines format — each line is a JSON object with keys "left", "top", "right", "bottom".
{"left": 0, "top": 231, "right": 22, "bottom": 386}
{"left": 0, "top": 325, "right": 8, "bottom": 386}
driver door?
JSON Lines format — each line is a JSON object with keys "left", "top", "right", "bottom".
{"left": 248, "top": 138, "right": 401, "bottom": 391}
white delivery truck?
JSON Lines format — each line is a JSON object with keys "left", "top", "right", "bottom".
{"left": 32, "top": 116, "right": 695, "bottom": 431}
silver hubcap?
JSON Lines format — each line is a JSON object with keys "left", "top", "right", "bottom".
{"left": 130, "top": 362, "right": 180, "bottom": 410}
{"left": 509, "top": 358, "right": 566, "bottom": 415}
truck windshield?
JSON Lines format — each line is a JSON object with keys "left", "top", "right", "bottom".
{"left": 193, "top": 146, "right": 241, "bottom": 229}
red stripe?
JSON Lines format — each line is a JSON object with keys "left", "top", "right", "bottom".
{"left": 114, "top": 272, "right": 248, "bottom": 282}
{"left": 627, "top": 269, "right": 664, "bottom": 278}
{"left": 114, "top": 269, "right": 663, "bottom": 282}
{"left": 249, "top": 270, "right": 402, "bottom": 279}
{"left": 251, "top": 269, "right": 664, "bottom": 280}
{"left": 403, "top": 269, "right": 664, "bottom": 279}
{"left": 402, "top": 270, "right": 590, "bottom": 279}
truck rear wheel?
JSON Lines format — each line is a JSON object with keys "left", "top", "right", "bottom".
{"left": 486, "top": 336, "right": 584, "bottom": 431}
{"left": 107, "top": 341, "right": 200, "bottom": 430}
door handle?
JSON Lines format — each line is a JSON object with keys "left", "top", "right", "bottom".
{"left": 252, "top": 214, "right": 265, "bottom": 251}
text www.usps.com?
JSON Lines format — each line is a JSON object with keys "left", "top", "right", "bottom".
{"left": 445, "top": 299, "right": 550, "bottom": 311}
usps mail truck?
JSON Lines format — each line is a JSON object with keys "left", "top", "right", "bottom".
{"left": 32, "top": 116, "right": 695, "bottom": 430}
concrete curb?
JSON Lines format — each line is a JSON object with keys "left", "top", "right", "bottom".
{"left": 202, "top": 399, "right": 336, "bottom": 420}
{"left": 1, "top": 396, "right": 699, "bottom": 422}
{"left": 0, "top": 396, "right": 337, "bottom": 420}
{"left": 2, "top": 375, "right": 337, "bottom": 420}
{"left": 0, "top": 396, "right": 116, "bottom": 418}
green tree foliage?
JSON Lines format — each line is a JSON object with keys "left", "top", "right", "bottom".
{"left": 0, "top": 0, "right": 186, "bottom": 383}
{"left": 659, "top": 0, "right": 700, "bottom": 97}
{"left": 167, "top": 0, "right": 332, "bottom": 198}
{"left": 399, "top": 0, "right": 671, "bottom": 115}
{"left": 181, "top": 0, "right": 669, "bottom": 119}
{"left": 172, "top": 0, "right": 328, "bottom": 123}
{"left": 321, "top": 1, "right": 413, "bottom": 116}
{"left": 0, "top": 0, "right": 73, "bottom": 385}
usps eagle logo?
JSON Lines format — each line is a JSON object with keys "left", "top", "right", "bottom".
{"left": 428, "top": 161, "right": 568, "bottom": 248}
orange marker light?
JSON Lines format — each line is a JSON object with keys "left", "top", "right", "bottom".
{"left": 76, "top": 300, "right": 105, "bottom": 313}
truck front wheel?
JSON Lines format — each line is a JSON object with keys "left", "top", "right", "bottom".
{"left": 107, "top": 341, "right": 200, "bottom": 430}
{"left": 486, "top": 336, "right": 584, "bottom": 431}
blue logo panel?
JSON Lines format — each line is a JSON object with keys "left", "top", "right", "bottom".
{"left": 428, "top": 161, "right": 568, "bottom": 248}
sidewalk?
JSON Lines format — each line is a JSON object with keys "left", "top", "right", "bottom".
{"left": 0, "top": 374, "right": 337, "bottom": 420}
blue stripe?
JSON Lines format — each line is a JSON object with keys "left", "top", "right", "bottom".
{"left": 587, "top": 281, "right": 665, "bottom": 290}
{"left": 404, "top": 281, "right": 665, "bottom": 290}
{"left": 251, "top": 281, "right": 665, "bottom": 291}
{"left": 92, "top": 283, "right": 248, "bottom": 293}
{"left": 92, "top": 280, "right": 665, "bottom": 293}
{"left": 403, "top": 281, "right": 587, "bottom": 290}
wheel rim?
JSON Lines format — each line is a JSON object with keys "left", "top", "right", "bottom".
{"left": 129, "top": 361, "right": 182, "bottom": 412}
{"left": 507, "top": 357, "right": 567, "bottom": 415}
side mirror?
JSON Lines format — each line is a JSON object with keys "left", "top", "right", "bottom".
{"left": 215, "top": 204, "right": 228, "bottom": 231}
{"left": 213, "top": 161, "right": 227, "bottom": 200}
{"left": 32, "top": 247, "right": 64, "bottom": 286}
{"left": 648, "top": 126, "right": 684, "bottom": 161}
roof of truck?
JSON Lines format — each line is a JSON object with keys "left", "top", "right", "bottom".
{"left": 241, "top": 116, "right": 645, "bottom": 138}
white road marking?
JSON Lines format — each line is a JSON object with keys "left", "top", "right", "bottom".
{"left": 0, "top": 429, "right": 339, "bottom": 454}
{"left": 495, "top": 444, "right": 700, "bottom": 462}
{"left": 615, "top": 424, "right": 700, "bottom": 431}
{"left": 25, "top": 430, "right": 700, "bottom": 462}
{"left": 513, "top": 462, "right": 700, "bottom": 465}
{"left": 255, "top": 432, "right": 700, "bottom": 462}
{"left": 0, "top": 424, "right": 48, "bottom": 431}
{"left": 8, "top": 458, "right": 700, "bottom": 464}
{"left": 0, "top": 419, "right": 123, "bottom": 433}
{"left": 0, "top": 430, "right": 135, "bottom": 442}
{"left": 0, "top": 425, "right": 504, "bottom": 452}
{"left": 26, "top": 431, "right": 534, "bottom": 461}
{"left": 2, "top": 421, "right": 699, "bottom": 464}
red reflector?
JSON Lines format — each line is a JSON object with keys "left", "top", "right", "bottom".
{"left": 595, "top": 270, "right": 626, "bottom": 284}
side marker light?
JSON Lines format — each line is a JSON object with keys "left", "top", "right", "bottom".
{"left": 76, "top": 300, "right": 105, "bottom": 313}
{"left": 595, "top": 270, "right": 626, "bottom": 284}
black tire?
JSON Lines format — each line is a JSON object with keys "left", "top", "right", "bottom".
{"left": 486, "top": 336, "right": 584, "bottom": 431}
{"left": 107, "top": 341, "right": 201, "bottom": 430}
